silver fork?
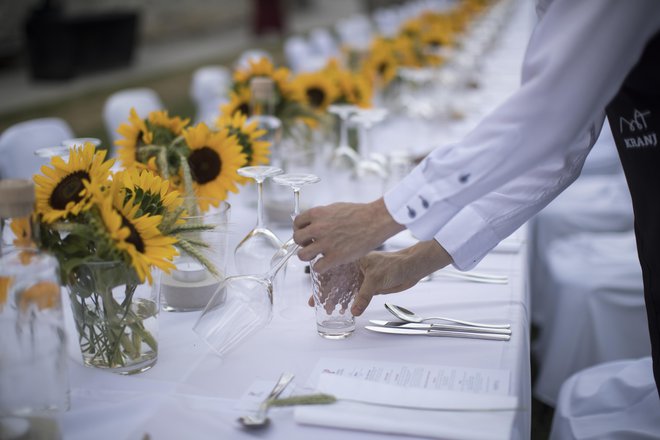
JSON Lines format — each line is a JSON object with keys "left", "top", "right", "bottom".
{"left": 238, "top": 372, "right": 295, "bottom": 429}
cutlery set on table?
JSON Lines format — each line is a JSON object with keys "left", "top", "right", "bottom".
{"left": 365, "top": 304, "right": 512, "bottom": 341}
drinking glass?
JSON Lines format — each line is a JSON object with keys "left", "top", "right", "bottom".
{"left": 193, "top": 241, "right": 299, "bottom": 357}
{"left": 234, "top": 166, "right": 283, "bottom": 275}
{"left": 328, "top": 104, "right": 361, "bottom": 170}
{"left": 270, "top": 173, "right": 321, "bottom": 319}
{"left": 311, "top": 258, "right": 363, "bottom": 339}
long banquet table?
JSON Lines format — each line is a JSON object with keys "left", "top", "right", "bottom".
{"left": 54, "top": 2, "right": 535, "bottom": 438}
{"left": 54, "top": 188, "right": 531, "bottom": 440}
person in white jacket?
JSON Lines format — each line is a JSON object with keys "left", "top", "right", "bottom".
{"left": 293, "top": 0, "right": 660, "bottom": 394}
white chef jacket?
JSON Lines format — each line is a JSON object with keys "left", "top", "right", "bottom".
{"left": 384, "top": 0, "right": 660, "bottom": 270}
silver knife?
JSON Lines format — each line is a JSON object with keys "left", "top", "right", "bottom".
{"left": 365, "top": 325, "right": 511, "bottom": 341}
{"left": 369, "top": 319, "right": 512, "bottom": 335}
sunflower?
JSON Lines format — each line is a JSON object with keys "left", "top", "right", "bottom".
{"left": 216, "top": 112, "right": 270, "bottom": 167}
{"left": 34, "top": 143, "right": 114, "bottom": 223}
{"left": 10, "top": 217, "right": 33, "bottom": 248}
{"left": 18, "top": 281, "right": 60, "bottom": 311}
{"left": 336, "top": 71, "right": 373, "bottom": 108}
{"left": 146, "top": 110, "right": 190, "bottom": 146}
{"left": 291, "top": 71, "right": 339, "bottom": 113}
{"left": 98, "top": 191, "right": 178, "bottom": 283}
{"left": 221, "top": 89, "right": 252, "bottom": 117}
{"left": 0, "top": 276, "right": 10, "bottom": 310}
{"left": 182, "top": 123, "right": 247, "bottom": 211}
{"left": 361, "top": 44, "right": 399, "bottom": 86}
{"left": 115, "top": 168, "right": 183, "bottom": 218}
{"left": 116, "top": 108, "right": 154, "bottom": 168}
{"left": 233, "top": 57, "right": 291, "bottom": 95}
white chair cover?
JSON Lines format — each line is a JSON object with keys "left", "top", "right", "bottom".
{"left": 284, "top": 35, "right": 327, "bottom": 73}
{"left": 335, "top": 15, "right": 373, "bottom": 51}
{"left": 308, "top": 27, "right": 339, "bottom": 59}
{"left": 103, "top": 88, "right": 164, "bottom": 143}
{"left": 528, "top": 173, "right": 634, "bottom": 327}
{"left": 0, "top": 117, "right": 74, "bottom": 179}
{"left": 190, "top": 65, "right": 231, "bottom": 125}
{"left": 533, "top": 230, "right": 649, "bottom": 406}
{"left": 373, "top": 8, "right": 401, "bottom": 37}
{"left": 550, "top": 357, "right": 660, "bottom": 439}
{"left": 234, "top": 49, "right": 273, "bottom": 70}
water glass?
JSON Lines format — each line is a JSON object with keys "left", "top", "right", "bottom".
{"left": 0, "top": 250, "right": 69, "bottom": 416}
{"left": 310, "top": 259, "right": 363, "bottom": 339}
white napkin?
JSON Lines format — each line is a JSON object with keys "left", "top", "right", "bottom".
{"left": 294, "top": 374, "right": 518, "bottom": 440}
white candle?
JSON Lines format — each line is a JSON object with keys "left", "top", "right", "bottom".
{"left": 172, "top": 262, "right": 207, "bottom": 283}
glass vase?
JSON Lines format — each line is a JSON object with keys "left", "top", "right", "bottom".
{"left": 66, "top": 261, "right": 160, "bottom": 375}
{"left": 161, "top": 199, "right": 231, "bottom": 312}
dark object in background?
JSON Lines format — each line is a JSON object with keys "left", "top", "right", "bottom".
{"left": 24, "top": 1, "right": 139, "bottom": 80}
{"left": 253, "top": 0, "right": 285, "bottom": 36}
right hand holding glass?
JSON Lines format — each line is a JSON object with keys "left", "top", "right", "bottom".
{"left": 308, "top": 240, "right": 454, "bottom": 316}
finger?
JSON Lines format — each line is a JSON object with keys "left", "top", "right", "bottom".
{"left": 308, "top": 295, "right": 314, "bottom": 307}
{"left": 297, "top": 241, "right": 325, "bottom": 262}
{"left": 351, "top": 279, "right": 378, "bottom": 316}
{"left": 293, "top": 208, "right": 314, "bottom": 230}
{"left": 293, "top": 227, "right": 316, "bottom": 247}
{"left": 311, "top": 253, "right": 339, "bottom": 274}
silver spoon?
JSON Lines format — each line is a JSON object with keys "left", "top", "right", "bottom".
{"left": 238, "top": 372, "right": 295, "bottom": 429}
{"left": 385, "top": 303, "right": 511, "bottom": 330}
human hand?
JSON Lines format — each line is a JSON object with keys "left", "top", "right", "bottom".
{"left": 306, "top": 240, "right": 453, "bottom": 316}
{"left": 353, "top": 240, "right": 455, "bottom": 316}
{"left": 293, "top": 198, "right": 404, "bottom": 274}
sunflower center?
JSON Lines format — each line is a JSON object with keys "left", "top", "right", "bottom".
{"left": 49, "top": 171, "right": 90, "bottom": 210}
{"left": 306, "top": 88, "right": 326, "bottom": 108}
{"left": 188, "top": 147, "right": 222, "bottom": 184}
{"left": 120, "top": 215, "right": 145, "bottom": 253}
{"left": 377, "top": 62, "right": 389, "bottom": 75}
{"left": 237, "top": 102, "right": 250, "bottom": 116}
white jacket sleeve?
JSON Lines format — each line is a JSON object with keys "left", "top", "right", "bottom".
{"left": 435, "top": 113, "right": 606, "bottom": 270}
{"left": 384, "top": 0, "right": 660, "bottom": 243}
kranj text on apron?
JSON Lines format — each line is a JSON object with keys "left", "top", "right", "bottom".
{"left": 606, "top": 31, "right": 660, "bottom": 395}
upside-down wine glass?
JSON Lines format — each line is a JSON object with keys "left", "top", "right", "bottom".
{"left": 194, "top": 239, "right": 301, "bottom": 357}
{"left": 270, "top": 172, "right": 321, "bottom": 319}
{"left": 234, "top": 166, "right": 283, "bottom": 275}
{"left": 350, "top": 108, "right": 389, "bottom": 202}
{"left": 328, "top": 104, "right": 361, "bottom": 170}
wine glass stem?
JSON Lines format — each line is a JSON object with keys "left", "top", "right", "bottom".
{"left": 256, "top": 178, "right": 265, "bottom": 229}
{"left": 292, "top": 188, "right": 301, "bottom": 222}
{"left": 359, "top": 126, "right": 370, "bottom": 160}
{"left": 339, "top": 117, "right": 349, "bottom": 147}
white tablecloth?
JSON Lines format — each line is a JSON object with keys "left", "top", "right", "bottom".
{"left": 55, "top": 214, "right": 531, "bottom": 439}
{"left": 47, "top": 2, "right": 538, "bottom": 438}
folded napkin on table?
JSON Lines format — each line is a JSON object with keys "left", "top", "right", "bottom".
{"left": 294, "top": 374, "right": 518, "bottom": 440}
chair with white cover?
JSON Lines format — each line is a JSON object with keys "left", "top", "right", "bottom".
{"left": 335, "top": 15, "right": 373, "bottom": 51}
{"left": 234, "top": 49, "right": 273, "bottom": 70}
{"left": 528, "top": 172, "right": 634, "bottom": 329}
{"left": 103, "top": 88, "right": 164, "bottom": 143}
{"left": 190, "top": 65, "right": 231, "bottom": 125}
{"left": 550, "top": 357, "right": 660, "bottom": 439}
{"left": 283, "top": 35, "right": 326, "bottom": 73}
{"left": 0, "top": 117, "right": 74, "bottom": 180}
{"left": 533, "top": 230, "right": 649, "bottom": 406}
{"left": 308, "top": 27, "right": 339, "bottom": 59}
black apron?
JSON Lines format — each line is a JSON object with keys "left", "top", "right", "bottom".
{"left": 606, "top": 31, "right": 660, "bottom": 395}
